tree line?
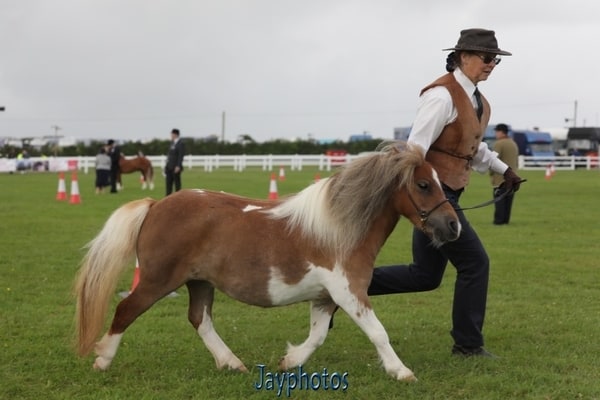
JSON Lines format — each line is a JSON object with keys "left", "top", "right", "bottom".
{"left": 3, "top": 137, "right": 388, "bottom": 157}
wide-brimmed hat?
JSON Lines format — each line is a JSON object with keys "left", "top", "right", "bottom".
{"left": 443, "top": 28, "right": 512, "bottom": 56}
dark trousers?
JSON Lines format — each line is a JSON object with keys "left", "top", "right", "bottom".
{"left": 368, "top": 186, "right": 489, "bottom": 348}
{"left": 165, "top": 169, "right": 181, "bottom": 195}
{"left": 109, "top": 167, "right": 119, "bottom": 193}
{"left": 493, "top": 187, "right": 514, "bottom": 225}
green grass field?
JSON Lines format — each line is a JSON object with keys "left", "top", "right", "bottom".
{"left": 1, "top": 166, "right": 599, "bottom": 399}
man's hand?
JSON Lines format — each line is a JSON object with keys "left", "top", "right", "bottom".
{"left": 502, "top": 168, "right": 523, "bottom": 192}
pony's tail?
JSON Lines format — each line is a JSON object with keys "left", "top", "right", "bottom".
{"left": 74, "top": 198, "right": 155, "bottom": 356}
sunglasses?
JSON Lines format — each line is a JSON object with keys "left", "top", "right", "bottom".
{"left": 474, "top": 53, "right": 501, "bottom": 65}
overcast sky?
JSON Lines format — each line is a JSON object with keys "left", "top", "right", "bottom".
{"left": 1, "top": 0, "right": 599, "bottom": 143}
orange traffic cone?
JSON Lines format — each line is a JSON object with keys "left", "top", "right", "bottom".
{"left": 130, "top": 260, "right": 140, "bottom": 293}
{"left": 56, "top": 172, "right": 67, "bottom": 200}
{"left": 279, "top": 166, "right": 286, "bottom": 181}
{"left": 69, "top": 171, "right": 81, "bottom": 204}
{"left": 314, "top": 173, "right": 321, "bottom": 183}
{"left": 119, "top": 259, "right": 141, "bottom": 298}
{"left": 545, "top": 164, "right": 552, "bottom": 180}
{"left": 268, "top": 173, "right": 278, "bottom": 200}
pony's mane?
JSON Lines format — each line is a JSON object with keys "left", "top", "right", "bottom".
{"left": 268, "top": 141, "right": 425, "bottom": 258}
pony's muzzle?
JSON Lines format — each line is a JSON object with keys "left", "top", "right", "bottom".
{"left": 427, "top": 216, "right": 461, "bottom": 247}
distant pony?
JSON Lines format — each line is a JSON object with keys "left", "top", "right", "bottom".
{"left": 118, "top": 152, "right": 154, "bottom": 190}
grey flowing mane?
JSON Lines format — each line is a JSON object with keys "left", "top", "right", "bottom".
{"left": 268, "top": 141, "right": 424, "bottom": 258}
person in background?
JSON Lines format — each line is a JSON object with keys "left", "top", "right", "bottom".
{"left": 363, "top": 28, "right": 523, "bottom": 358}
{"left": 165, "top": 128, "right": 185, "bottom": 196}
{"left": 107, "top": 139, "right": 121, "bottom": 193}
{"left": 490, "top": 123, "right": 519, "bottom": 224}
{"left": 95, "top": 146, "right": 111, "bottom": 194}
{"left": 16, "top": 149, "right": 30, "bottom": 172}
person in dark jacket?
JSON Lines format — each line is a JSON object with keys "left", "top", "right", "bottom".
{"left": 107, "top": 139, "right": 120, "bottom": 193}
{"left": 165, "top": 128, "right": 185, "bottom": 196}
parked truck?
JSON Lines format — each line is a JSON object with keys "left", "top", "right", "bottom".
{"left": 567, "top": 127, "right": 600, "bottom": 157}
{"left": 484, "top": 126, "right": 554, "bottom": 157}
{"left": 511, "top": 130, "right": 554, "bottom": 158}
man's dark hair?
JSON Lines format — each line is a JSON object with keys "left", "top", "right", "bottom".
{"left": 494, "top": 123, "right": 509, "bottom": 134}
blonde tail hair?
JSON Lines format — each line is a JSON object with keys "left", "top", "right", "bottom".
{"left": 74, "top": 198, "right": 155, "bottom": 356}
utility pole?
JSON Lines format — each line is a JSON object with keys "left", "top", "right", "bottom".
{"left": 221, "top": 111, "right": 226, "bottom": 142}
{"left": 564, "top": 100, "right": 578, "bottom": 127}
{"left": 51, "top": 125, "right": 61, "bottom": 156}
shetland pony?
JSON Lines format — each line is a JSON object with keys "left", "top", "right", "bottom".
{"left": 74, "top": 142, "right": 460, "bottom": 382}
{"left": 118, "top": 152, "right": 154, "bottom": 190}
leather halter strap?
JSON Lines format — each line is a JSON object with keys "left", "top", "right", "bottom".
{"left": 407, "top": 191, "right": 449, "bottom": 229}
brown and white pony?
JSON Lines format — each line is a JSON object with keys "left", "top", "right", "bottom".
{"left": 118, "top": 152, "right": 154, "bottom": 190}
{"left": 74, "top": 141, "right": 460, "bottom": 382}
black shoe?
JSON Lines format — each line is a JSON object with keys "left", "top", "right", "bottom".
{"left": 452, "top": 344, "right": 497, "bottom": 358}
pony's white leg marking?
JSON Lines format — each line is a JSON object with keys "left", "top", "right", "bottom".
{"left": 93, "top": 332, "right": 123, "bottom": 371}
{"left": 197, "top": 307, "right": 248, "bottom": 372}
{"left": 141, "top": 181, "right": 148, "bottom": 190}
{"left": 326, "top": 264, "right": 416, "bottom": 382}
{"left": 334, "top": 296, "right": 417, "bottom": 381}
{"left": 279, "top": 301, "right": 332, "bottom": 370}
{"left": 149, "top": 181, "right": 155, "bottom": 190}
{"left": 268, "top": 263, "right": 414, "bottom": 380}
{"left": 346, "top": 308, "right": 416, "bottom": 381}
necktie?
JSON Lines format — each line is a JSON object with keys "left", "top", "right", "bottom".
{"left": 474, "top": 88, "right": 483, "bottom": 121}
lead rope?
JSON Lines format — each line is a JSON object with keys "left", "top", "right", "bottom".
{"left": 456, "top": 179, "right": 527, "bottom": 212}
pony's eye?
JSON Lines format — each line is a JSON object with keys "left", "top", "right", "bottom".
{"left": 417, "top": 181, "right": 429, "bottom": 190}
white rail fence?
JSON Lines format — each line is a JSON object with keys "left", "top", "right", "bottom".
{"left": 1, "top": 154, "right": 599, "bottom": 173}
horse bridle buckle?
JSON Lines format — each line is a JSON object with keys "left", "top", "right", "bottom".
{"left": 408, "top": 191, "right": 449, "bottom": 229}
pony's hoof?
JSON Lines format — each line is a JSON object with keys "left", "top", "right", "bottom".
{"left": 277, "top": 357, "right": 287, "bottom": 371}
{"left": 400, "top": 374, "right": 418, "bottom": 382}
{"left": 278, "top": 357, "right": 297, "bottom": 371}
{"left": 93, "top": 356, "right": 111, "bottom": 371}
{"left": 394, "top": 371, "right": 417, "bottom": 382}
{"left": 387, "top": 367, "right": 417, "bottom": 382}
{"left": 217, "top": 357, "right": 248, "bottom": 373}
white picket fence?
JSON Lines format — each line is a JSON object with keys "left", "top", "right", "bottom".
{"left": 1, "top": 154, "right": 598, "bottom": 173}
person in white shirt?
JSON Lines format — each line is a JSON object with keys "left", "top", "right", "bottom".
{"left": 367, "top": 29, "right": 523, "bottom": 357}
